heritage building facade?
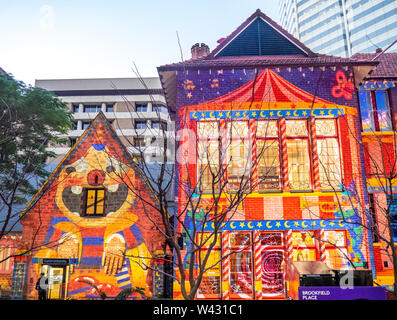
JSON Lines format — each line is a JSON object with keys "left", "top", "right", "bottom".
{"left": 354, "top": 52, "right": 397, "bottom": 290}
{"left": 158, "top": 10, "right": 378, "bottom": 299}
{"left": 17, "top": 114, "right": 167, "bottom": 299}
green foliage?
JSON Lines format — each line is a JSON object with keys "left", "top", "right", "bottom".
{"left": 0, "top": 73, "right": 72, "bottom": 206}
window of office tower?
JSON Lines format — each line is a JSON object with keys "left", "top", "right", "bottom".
{"left": 84, "top": 105, "right": 102, "bottom": 113}
{"left": 136, "top": 104, "right": 148, "bottom": 112}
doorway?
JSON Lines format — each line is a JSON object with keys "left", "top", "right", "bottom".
{"left": 41, "top": 264, "right": 67, "bottom": 300}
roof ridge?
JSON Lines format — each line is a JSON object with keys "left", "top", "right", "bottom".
{"left": 205, "top": 9, "right": 316, "bottom": 59}
{"left": 19, "top": 112, "right": 149, "bottom": 218}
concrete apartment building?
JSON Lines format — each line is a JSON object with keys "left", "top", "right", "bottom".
{"left": 278, "top": 0, "right": 397, "bottom": 57}
{"left": 35, "top": 77, "right": 175, "bottom": 164}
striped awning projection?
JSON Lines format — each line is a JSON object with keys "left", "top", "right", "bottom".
{"left": 190, "top": 108, "right": 344, "bottom": 120}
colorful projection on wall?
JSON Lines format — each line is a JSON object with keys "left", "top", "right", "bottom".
{"left": 260, "top": 233, "right": 284, "bottom": 297}
{"left": 331, "top": 71, "right": 354, "bottom": 100}
{"left": 229, "top": 233, "right": 253, "bottom": 299}
{"left": 28, "top": 117, "right": 163, "bottom": 299}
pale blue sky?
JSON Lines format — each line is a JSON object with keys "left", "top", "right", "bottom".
{"left": 0, "top": 1, "right": 279, "bottom": 85}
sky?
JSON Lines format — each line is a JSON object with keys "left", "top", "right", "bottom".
{"left": 0, "top": 1, "right": 280, "bottom": 86}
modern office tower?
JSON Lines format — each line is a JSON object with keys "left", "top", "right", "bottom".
{"left": 35, "top": 77, "right": 175, "bottom": 164}
{"left": 278, "top": 0, "right": 397, "bottom": 57}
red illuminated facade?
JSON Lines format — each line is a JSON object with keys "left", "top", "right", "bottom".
{"left": 158, "top": 9, "right": 379, "bottom": 299}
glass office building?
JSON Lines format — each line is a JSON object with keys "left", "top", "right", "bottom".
{"left": 278, "top": 0, "right": 397, "bottom": 57}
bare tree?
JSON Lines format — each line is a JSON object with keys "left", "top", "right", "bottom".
{"left": 297, "top": 111, "right": 397, "bottom": 298}
{"left": 96, "top": 61, "right": 293, "bottom": 300}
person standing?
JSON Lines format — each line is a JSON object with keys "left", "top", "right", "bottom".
{"left": 35, "top": 272, "right": 48, "bottom": 300}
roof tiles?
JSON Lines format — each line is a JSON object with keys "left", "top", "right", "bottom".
{"left": 352, "top": 52, "right": 397, "bottom": 78}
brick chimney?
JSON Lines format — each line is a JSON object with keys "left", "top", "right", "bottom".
{"left": 191, "top": 43, "right": 210, "bottom": 60}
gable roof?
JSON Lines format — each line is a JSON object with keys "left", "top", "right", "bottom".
{"left": 157, "top": 9, "right": 378, "bottom": 112}
{"left": 208, "top": 9, "right": 314, "bottom": 58}
{"left": 20, "top": 112, "right": 156, "bottom": 218}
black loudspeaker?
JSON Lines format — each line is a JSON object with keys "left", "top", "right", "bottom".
{"left": 300, "top": 274, "right": 335, "bottom": 287}
{"left": 177, "top": 236, "right": 184, "bottom": 249}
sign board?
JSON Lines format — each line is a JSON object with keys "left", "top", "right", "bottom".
{"left": 42, "top": 258, "right": 69, "bottom": 265}
{"left": 31, "top": 258, "right": 79, "bottom": 265}
{"left": 298, "top": 286, "right": 387, "bottom": 300}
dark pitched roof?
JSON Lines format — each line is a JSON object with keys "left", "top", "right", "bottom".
{"left": 158, "top": 54, "right": 377, "bottom": 71}
{"left": 352, "top": 52, "right": 397, "bottom": 78}
{"left": 157, "top": 9, "right": 378, "bottom": 111}
{"left": 158, "top": 9, "right": 377, "bottom": 71}
{"left": 209, "top": 10, "right": 311, "bottom": 58}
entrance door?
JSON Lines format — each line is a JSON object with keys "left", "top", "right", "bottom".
{"left": 260, "top": 233, "right": 285, "bottom": 298}
{"left": 47, "top": 267, "right": 65, "bottom": 300}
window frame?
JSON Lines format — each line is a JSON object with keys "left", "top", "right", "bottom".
{"left": 83, "top": 104, "right": 102, "bottom": 113}
{"left": 105, "top": 104, "right": 114, "bottom": 112}
{"left": 323, "top": 230, "right": 349, "bottom": 269}
{"left": 285, "top": 119, "right": 313, "bottom": 191}
{"left": 315, "top": 118, "right": 343, "bottom": 190}
{"left": 256, "top": 120, "right": 281, "bottom": 191}
{"left": 82, "top": 121, "right": 91, "bottom": 130}
{"left": 226, "top": 120, "right": 251, "bottom": 192}
{"left": 388, "top": 196, "right": 397, "bottom": 242}
{"left": 197, "top": 120, "right": 221, "bottom": 194}
{"left": 196, "top": 232, "right": 222, "bottom": 299}
{"left": 135, "top": 103, "right": 148, "bottom": 112}
{"left": 229, "top": 231, "right": 254, "bottom": 300}
{"left": 83, "top": 188, "right": 106, "bottom": 217}
{"left": 368, "top": 193, "right": 380, "bottom": 243}
{"left": 291, "top": 231, "right": 318, "bottom": 262}
{"left": 152, "top": 121, "right": 167, "bottom": 131}
{"left": 152, "top": 104, "right": 168, "bottom": 114}
{"left": 259, "top": 232, "right": 286, "bottom": 297}
{"left": 134, "top": 120, "right": 148, "bottom": 130}
{"left": 133, "top": 137, "right": 146, "bottom": 148}
{"left": 69, "top": 137, "right": 77, "bottom": 147}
